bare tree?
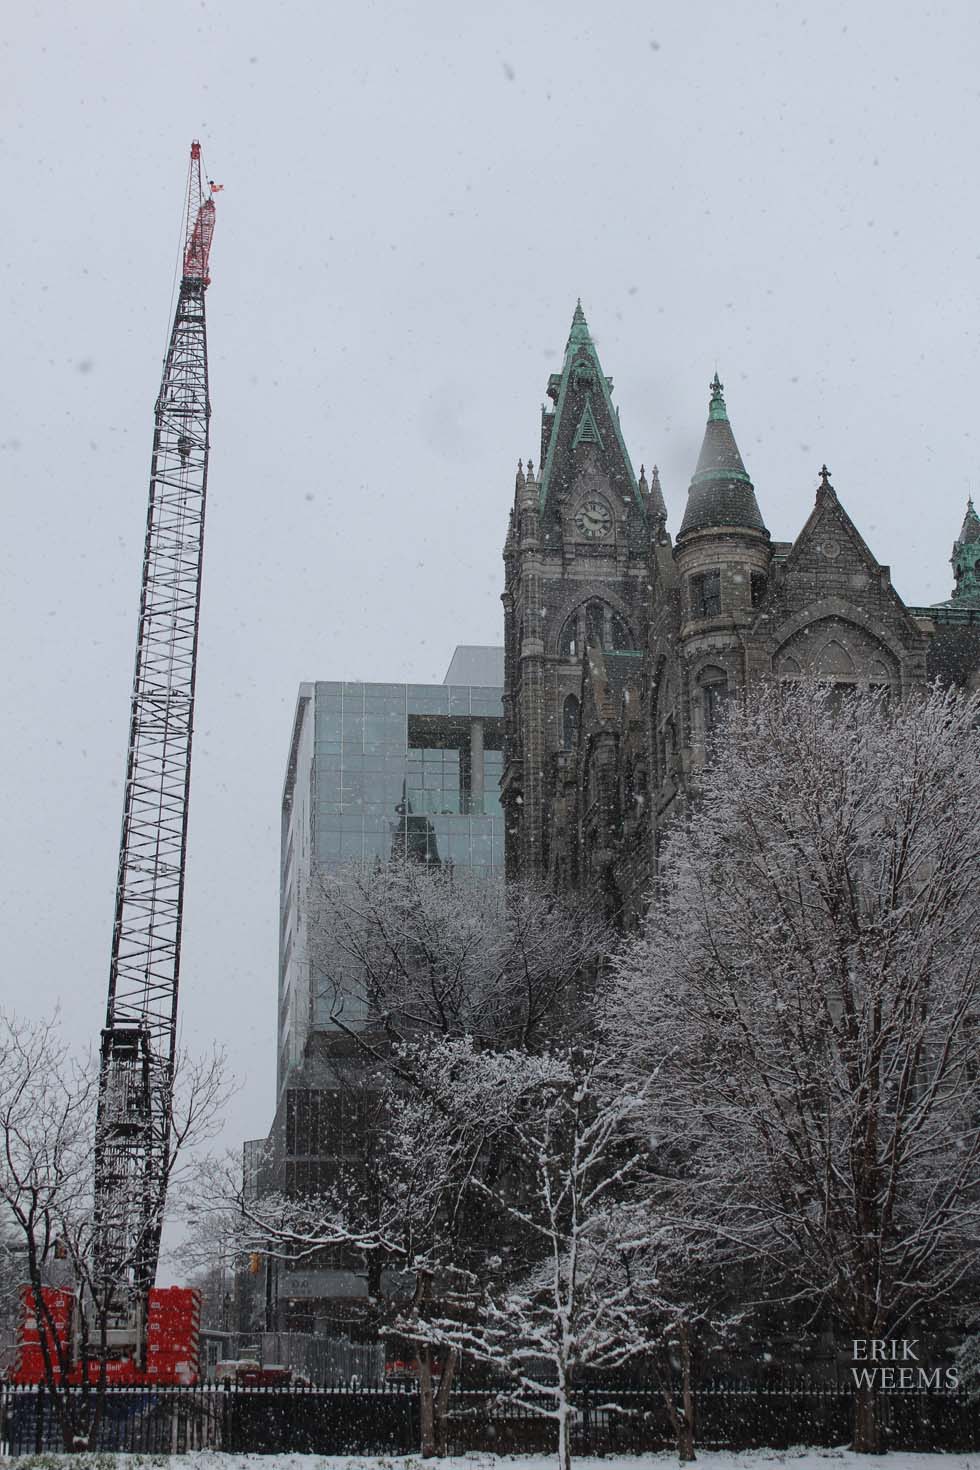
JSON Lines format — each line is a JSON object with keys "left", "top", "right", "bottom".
{"left": 0, "top": 1230, "right": 23, "bottom": 1378}
{"left": 0, "top": 1011, "right": 228, "bottom": 1451}
{"left": 608, "top": 682, "right": 980, "bottom": 1452}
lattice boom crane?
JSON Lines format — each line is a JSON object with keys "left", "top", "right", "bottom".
{"left": 12, "top": 144, "right": 218, "bottom": 1389}
{"left": 94, "top": 141, "right": 216, "bottom": 1364}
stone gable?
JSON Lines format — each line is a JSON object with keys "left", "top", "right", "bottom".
{"left": 502, "top": 326, "right": 974, "bottom": 928}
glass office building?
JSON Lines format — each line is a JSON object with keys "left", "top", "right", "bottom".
{"left": 251, "top": 649, "right": 505, "bottom": 1333}
{"left": 277, "top": 648, "right": 504, "bottom": 1093}
{"left": 311, "top": 679, "right": 504, "bottom": 872}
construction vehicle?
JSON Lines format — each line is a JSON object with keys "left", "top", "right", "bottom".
{"left": 214, "top": 1360, "right": 309, "bottom": 1389}
{"left": 13, "top": 141, "right": 217, "bottom": 1388}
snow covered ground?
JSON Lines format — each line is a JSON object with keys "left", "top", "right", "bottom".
{"left": 6, "top": 1453, "right": 980, "bottom": 1469}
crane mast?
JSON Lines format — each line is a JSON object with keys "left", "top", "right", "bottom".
{"left": 94, "top": 142, "right": 215, "bottom": 1354}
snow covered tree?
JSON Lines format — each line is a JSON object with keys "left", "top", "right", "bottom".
{"left": 608, "top": 681, "right": 980, "bottom": 1453}
{"left": 0, "top": 1011, "right": 227, "bottom": 1451}
{"left": 955, "top": 1333, "right": 980, "bottom": 1397}
{"left": 292, "top": 861, "right": 614, "bottom": 1447}
{"left": 210, "top": 866, "right": 613, "bottom": 1455}
{"left": 386, "top": 1040, "right": 581, "bottom": 1456}
{"left": 201, "top": 1038, "right": 572, "bottom": 1458}
{"left": 608, "top": 1202, "right": 743, "bottom": 1463}
{"left": 307, "top": 860, "right": 612, "bottom": 1054}
{"left": 398, "top": 1044, "right": 652, "bottom": 1470}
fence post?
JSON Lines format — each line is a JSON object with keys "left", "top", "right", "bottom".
{"left": 34, "top": 1386, "right": 44, "bottom": 1455}
{"left": 221, "top": 1377, "right": 231, "bottom": 1452}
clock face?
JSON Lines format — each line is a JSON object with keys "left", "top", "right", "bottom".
{"left": 574, "top": 498, "right": 613, "bottom": 540}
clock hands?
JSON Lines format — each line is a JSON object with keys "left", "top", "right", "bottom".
{"left": 575, "top": 502, "right": 611, "bottom": 537}
{"left": 582, "top": 510, "right": 608, "bottom": 529}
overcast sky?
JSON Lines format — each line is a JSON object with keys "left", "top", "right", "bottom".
{"left": 2, "top": 2, "right": 978, "bottom": 1183}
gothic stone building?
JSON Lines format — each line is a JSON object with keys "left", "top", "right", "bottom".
{"left": 501, "top": 304, "right": 980, "bottom": 924}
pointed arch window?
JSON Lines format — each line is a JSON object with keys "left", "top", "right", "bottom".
{"left": 815, "top": 639, "right": 855, "bottom": 677}
{"left": 562, "top": 694, "right": 581, "bottom": 751}
{"left": 558, "top": 600, "right": 638, "bottom": 656}
{"left": 558, "top": 618, "right": 579, "bottom": 658}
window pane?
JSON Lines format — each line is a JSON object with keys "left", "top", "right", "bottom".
{"left": 692, "top": 571, "right": 721, "bottom": 617}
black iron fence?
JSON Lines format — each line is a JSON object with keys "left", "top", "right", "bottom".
{"left": 1, "top": 1381, "right": 977, "bottom": 1456}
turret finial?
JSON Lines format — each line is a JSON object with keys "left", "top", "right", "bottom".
{"left": 708, "top": 372, "right": 728, "bottom": 422}
{"left": 527, "top": 457, "right": 535, "bottom": 481}
{"left": 515, "top": 458, "right": 525, "bottom": 491}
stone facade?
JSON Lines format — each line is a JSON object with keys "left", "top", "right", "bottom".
{"left": 500, "top": 302, "right": 653, "bottom": 889}
{"left": 503, "top": 306, "right": 980, "bottom": 923}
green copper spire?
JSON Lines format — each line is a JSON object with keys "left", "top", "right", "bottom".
{"left": 677, "top": 372, "right": 767, "bottom": 539}
{"left": 950, "top": 496, "right": 980, "bottom": 604}
{"left": 536, "top": 302, "right": 640, "bottom": 515}
{"left": 567, "top": 298, "right": 592, "bottom": 348}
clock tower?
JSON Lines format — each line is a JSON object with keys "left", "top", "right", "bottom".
{"left": 501, "top": 303, "right": 657, "bottom": 882}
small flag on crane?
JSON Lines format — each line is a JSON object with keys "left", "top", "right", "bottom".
{"left": 209, "top": 180, "right": 224, "bottom": 193}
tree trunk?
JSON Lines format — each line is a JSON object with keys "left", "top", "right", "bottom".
{"left": 852, "top": 1381, "right": 881, "bottom": 1454}
{"left": 417, "top": 1342, "right": 437, "bottom": 1458}
{"left": 556, "top": 1366, "right": 572, "bottom": 1470}
{"left": 433, "top": 1346, "right": 458, "bottom": 1457}
{"left": 657, "top": 1324, "right": 697, "bottom": 1464}
{"left": 677, "top": 1318, "right": 696, "bottom": 1463}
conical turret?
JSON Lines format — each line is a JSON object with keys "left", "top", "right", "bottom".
{"left": 677, "top": 375, "right": 767, "bottom": 539}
